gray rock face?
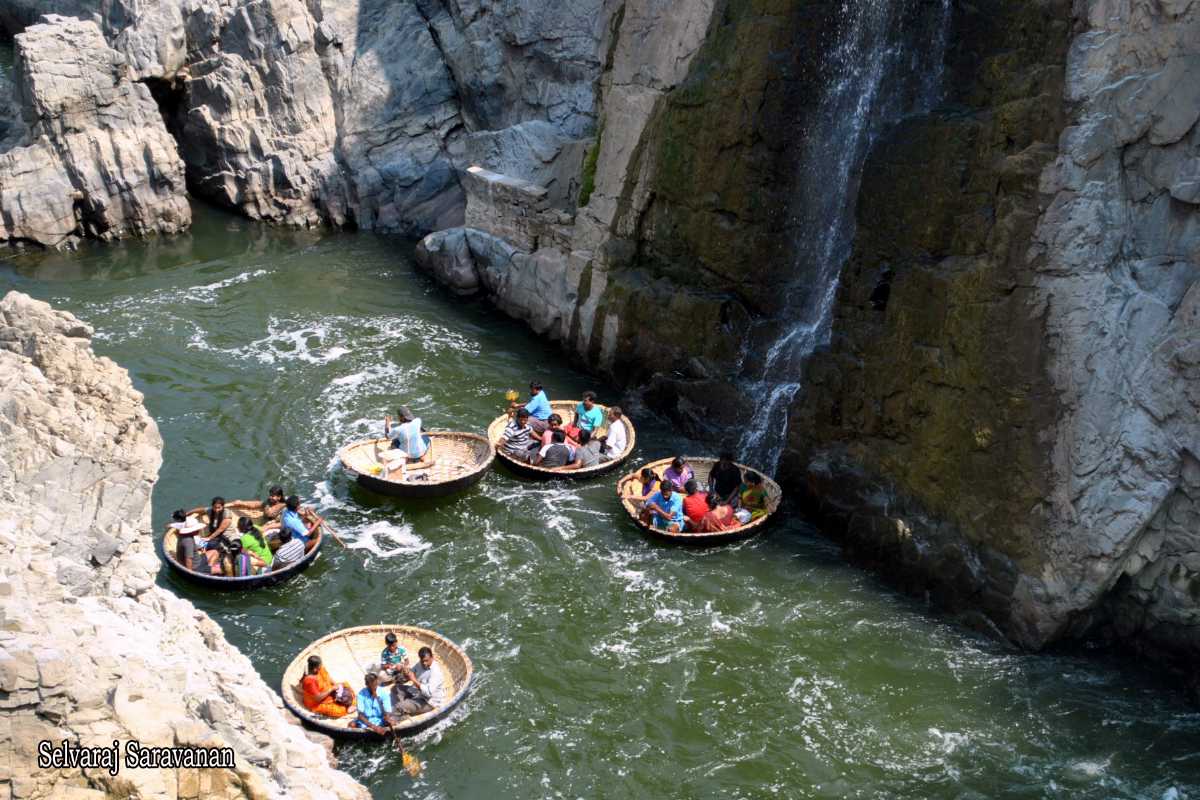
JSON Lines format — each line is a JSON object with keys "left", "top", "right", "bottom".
{"left": 1029, "top": 0, "right": 1200, "bottom": 659}
{"left": 0, "top": 291, "right": 368, "bottom": 800}
{"left": 0, "top": 0, "right": 607, "bottom": 240}
{"left": 0, "top": 15, "right": 190, "bottom": 248}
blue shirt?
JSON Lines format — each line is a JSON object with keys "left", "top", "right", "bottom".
{"left": 575, "top": 402, "right": 604, "bottom": 431}
{"left": 389, "top": 418, "right": 428, "bottom": 458}
{"left": 281, "top": 509, "right": 308, "bottom": 544}
{"left": 648, "top": 491, "right": 684, "bottom": 528}
{"left": 524, "top": 391, "right": 551, "bottom": 420}
{"left": 356, "top": 687, "right": 393, "bottom": 726}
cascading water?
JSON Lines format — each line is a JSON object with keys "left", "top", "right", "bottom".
{"left": 739, "top": 0, "right": 953, "bottom": 472}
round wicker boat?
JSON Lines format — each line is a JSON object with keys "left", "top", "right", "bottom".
{"left": 281, "top": 624, "right": 474, "bottom": 738}
{"left": 616, "top": 457, "right": 782, "bottom": 544}
{"left": 338, "top": 433, "right": 494, "bottom": 498}
{"left": 486, "top": 400, "right": 636, "bottom": 479}
{"left": 160, "top": 506, "right": 323, "bottom": 589}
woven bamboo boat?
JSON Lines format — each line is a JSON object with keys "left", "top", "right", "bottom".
{"left": 486, "top": 400, "right": 636, "bottom": 479}
{"left": 338, "top": 432, "right": 494, "bottom": 498}
{"left": 616, "top": 457, "right": 782, "bottom": 544}
{"left": 281, "top": 624, "right": 473, "bottom": 738}
{"left": 159, "top": 506, "right": 323, "bottom": 589}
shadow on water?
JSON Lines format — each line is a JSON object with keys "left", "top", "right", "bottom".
{"left": 4, "top": 202, "right": 1200, "bottom": 799}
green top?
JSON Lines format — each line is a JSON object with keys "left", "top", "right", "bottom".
{"left": 241, "top": 528, "right": 273, "bottom": 565}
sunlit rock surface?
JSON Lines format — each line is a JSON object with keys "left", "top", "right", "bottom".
{"left": 0, "top": 16, "right": 190, "bottom": 248}
{"left": 0, "top": 291, "right": 368, "bottom": 800}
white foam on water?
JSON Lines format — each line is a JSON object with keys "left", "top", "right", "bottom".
{"left": 346, "top": 520, "right": 432, "bottom": 559}
{"left": 184, "top": 268, "right": 272, "bottom": 303}
{"left": 928, "top": 728, "right": 969, "bottom": 755}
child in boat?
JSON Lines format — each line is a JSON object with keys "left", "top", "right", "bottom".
{"left": 226, "top": 540, "right": 255, "bottom": 577}
{"left": 377, "top": 632, "right": 408, "bottom": 685}
{"left": 737, "top": 472, "right": 770, "bottom": 522}
{"left": 636, "top": 468, "right": 659, "bottom": 498}
{"left": 302, "top": 655, "right": 356, "bottom": 718}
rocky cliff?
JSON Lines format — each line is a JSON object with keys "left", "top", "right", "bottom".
{"left": 788, "top": 0, "right": 1200, "bottom": 675}
{"left": 413, "top": 0, "right": 1200, "bottom": 679}
{"left": 0, "top": 0, "right": 605, "bottom": 242}
{"left": 0, "top": 291, "right": 368, "bottom": 800}
{"left": 0, "top": 15, "right": 190, "bottom": 248}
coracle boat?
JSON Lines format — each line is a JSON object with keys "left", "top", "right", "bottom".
{"left": 160, "top": 506, "right": 324, "bottom": 589}
{"left": 281, "top": 624, "right": 474, "bottom": 738}
{"left": 486, "top": 400, "right": 636, "bottom": 479}
{"left": 338, "top": 432, "right": 494, "bottom": 498}
{"left": 616, "top": 457, "right": 783, "bottom": 545}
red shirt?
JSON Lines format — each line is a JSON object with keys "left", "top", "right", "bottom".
{"left": 682, "top": 493, "right": 708, "bottom": 525}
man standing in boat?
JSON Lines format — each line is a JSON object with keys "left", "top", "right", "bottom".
{"left": 382, "top": 405, "right": 436, "bottom": 479}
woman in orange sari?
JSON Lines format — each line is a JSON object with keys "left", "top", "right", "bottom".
{"left": 301, "top": 655, "right": 355, "bottom": 718}
{"left": 696, "top": 492, "right": 739, "bottom": 533}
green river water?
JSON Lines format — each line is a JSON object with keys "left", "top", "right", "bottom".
{"left": 3, "top": 205, "right": 1199, "bottom": 799}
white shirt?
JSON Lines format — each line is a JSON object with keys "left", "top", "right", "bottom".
{"left": 412, "top": 660, "right": 448, "bottom": 706}
{"left": 604, "top": 419, "right": 628, "bottom": 458}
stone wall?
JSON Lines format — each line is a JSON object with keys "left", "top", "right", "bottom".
{"left": 0, "top": 291, "right": 368, "bottom": 800}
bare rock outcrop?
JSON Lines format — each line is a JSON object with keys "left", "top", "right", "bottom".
{"left": 0, "top": 291, "right": 368, "bottom": 800}
{"left": 0, "top": 15, "right": 190, "bottom": 248}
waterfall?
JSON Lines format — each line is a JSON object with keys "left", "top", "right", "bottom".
{"left": 737, "top": 0, "right": 953, "bottom": 473}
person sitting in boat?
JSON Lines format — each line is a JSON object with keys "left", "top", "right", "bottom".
{"left": 272, "top": 528, "right": 305, "bottom": 571}
{"left": 280, "top": 495, "right": 321, "bottom": 552}
{"left": 663, "top": 458, "right": 695, "bottom": 493}
{"left": 708, "top": 452, "right": 743, "bottom": 506}
{"left": 377, "top": 631, "right": 408, "bottom": 686}
{"left": 226, "top": 540, "right": 256, "bottom": 577}
{"left": 534, "top": 429, "right": 576, "bottom": 468}
{"left": 697, "top": 492, "right": 739, "bottom": 533}
{"left": 510, "top": 381, "right": 552, "bottom": 435}
{"left": 186, "top": 496, "right": 236, "bottom": 544}
{"left": 392, "top": 646, "right": 447, "bottom": 715}
{"left": 171, "top": 511, "right": 207, "bottom": 570}
{"left": 643, "top": 481, "right": 685, "bottom": 533}
{"left": 237, "top": 517, "right": 273, "bottom": 572}
{"left": 538, "top": 413, "right": 580, "bottom": 448}
{"left": 499, "top": 408, "right": 536, "bottom": 462}
{"left": 302, "top": 655, "right": 356, "bottom": 718}
{"left": 736, "top": 472, "right": 770, "bottom": 523}
{"left": 568, "top": 391, "right": 605, "bottom": 440}
{"left": 355, "top": 672, "right": 402, "bottom": 748}
{"left": 636, "top": 467, "right": 659, "bottom": 499}
{"left": 681, "top": 480, "right": 708, "bottom": 531}
{"left": 228, "top": 486, "right": 284, "bottom": 519}
{"left": 560, "top": 428, "right": 603, "bottom": 471}
{"left": 600, "top": 406, "right": 628, "bottom": 461}
{"left": 381, "top": 406, "right": 436, "bottom": 478}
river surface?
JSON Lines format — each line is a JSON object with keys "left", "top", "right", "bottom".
{"left": 3, "top": 205, "right": 1199, "bottom": 799}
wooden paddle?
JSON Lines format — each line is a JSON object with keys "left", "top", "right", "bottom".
{"left": 318, "top": 517, "right": 348, "bottom": 549}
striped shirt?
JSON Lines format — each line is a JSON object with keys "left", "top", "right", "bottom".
{"left": 501, "top": 420, "right": 532, "bottom": 454}
{"left": 274, "top": 538, "right": 305, "bottom": 566}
